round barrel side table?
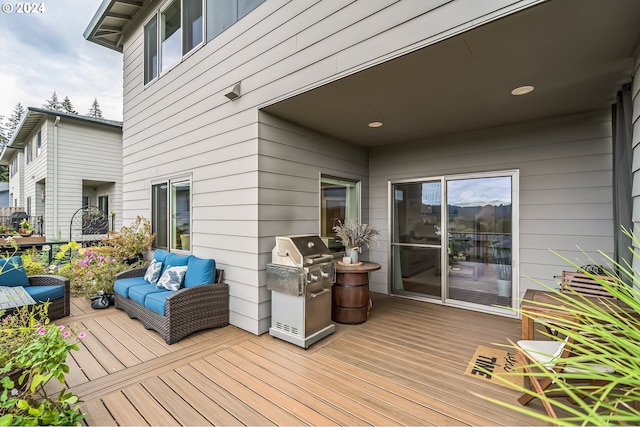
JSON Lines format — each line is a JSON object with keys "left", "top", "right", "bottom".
{"left": 332, "top": 261, "right": 381, "bottom": 324}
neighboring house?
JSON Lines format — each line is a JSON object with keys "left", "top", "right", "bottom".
{"left": 85, "top": 0, "right": 640, "bottom": 335}
{"left": 0, "top": 108, "right": 123, "bottom": 240}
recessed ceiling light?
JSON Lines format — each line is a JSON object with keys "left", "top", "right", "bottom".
{"left": 368, "top": 121, "right": 383, "bottom": 128}
{"left": 511, "top": 85, "right": 534, "bottom": 96}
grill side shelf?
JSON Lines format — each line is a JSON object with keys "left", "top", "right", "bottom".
{"left": 267, "top": 263, "right": 303, "bottom": 296}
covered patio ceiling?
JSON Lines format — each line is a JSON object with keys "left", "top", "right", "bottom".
{"left": 262, "top": 0, "right": 640, "bottom": 147}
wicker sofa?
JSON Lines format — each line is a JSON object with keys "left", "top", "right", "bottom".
{"left": 0, "top": 256, "right": 70, "bottom": 320}
{"left": 114, "top": 250, "right": 228, "bottom": 344}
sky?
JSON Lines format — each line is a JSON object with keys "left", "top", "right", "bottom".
{"left": 0, "top": 0, "right": 123, "bottom": 122}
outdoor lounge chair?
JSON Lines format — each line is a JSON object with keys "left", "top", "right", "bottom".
{"left": 515, "top": 335, "right": 615, "bottom": 420}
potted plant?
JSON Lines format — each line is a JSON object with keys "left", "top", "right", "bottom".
{"left": 18, "top": 219, "right": 33, "bottom": 236}
{"left": 489, "top": 236, "right": 511, "bottom": 296}
{"left": 332, "top": 219, "right": 380, "bottom": 263}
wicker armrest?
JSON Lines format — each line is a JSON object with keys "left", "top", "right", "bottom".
{"left": 115, "top": 266, "right": 148, "bottom": 280}
{"left": 28, "top": 274, "right": 69, "bottom": 288}
{"left": 166, "top": 282, "right": 228, "bottom": 313}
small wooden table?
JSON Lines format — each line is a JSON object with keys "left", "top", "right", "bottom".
{"left": 332, "top": 261, "right": 381, "bottom": 324}
{"left": 0, "top": 286, "right": 35, "bottom": 311}
{"left": 520, "top": 289, "right": 635, "bottom": 340}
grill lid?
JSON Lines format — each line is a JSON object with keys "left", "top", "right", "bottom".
{"left": 271, "top": 235, "right": 332, "bottom": 267}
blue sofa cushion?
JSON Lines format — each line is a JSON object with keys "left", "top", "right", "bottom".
{"left": 0, "top": 256, "right": 30, "bottom": 288}
{"left": 25, "top": 285, "right": 65, "bottom": 303}
{"left": 114, "top": 277, "right": 148, "bottom": 298}
{"left": 162, "top": 253, "right": 190, "bottom": 274}
{"left": 144, "top": 291, "right": 173, "bottom": 316}
{"left": 128, "top": 284, "right": 167, "bottom": 306}
{"left": 157, "top": 265, "right": 187, "bottom": 291}
{"left": 184, "top": 256, "right": 216, "bottom": 288}
{"left": 153, "top": 249, "right": 170, "bottom": 264}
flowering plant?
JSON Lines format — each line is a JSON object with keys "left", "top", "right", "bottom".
{"left": 68, "top": 248, "right": 136, "bottom": 297}
{"left": 332, "top": 219, "right": 380, "bottom": 250}
{"left": 0, "top": 303, "right": 86, "bottom": 425}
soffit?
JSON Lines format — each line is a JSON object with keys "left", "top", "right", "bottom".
{"left": 262, "top": 0, "right": 640, "bottom": 146}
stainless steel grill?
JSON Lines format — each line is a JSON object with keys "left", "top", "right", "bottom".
{"left": 267, "top": 235, "right": 336, "bottom": 348}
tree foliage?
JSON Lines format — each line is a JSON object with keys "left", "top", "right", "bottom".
{"left": 61, "top": 96, "right": 77, "bottom": 114}
{"left": 6, "top": 102, "right": 24, "bottom": 139}
{"left": 87, "top": 98, "right": 103, "bottom": 118}
{"left": 42, "top": 91, "right": 62, "bottom": 112}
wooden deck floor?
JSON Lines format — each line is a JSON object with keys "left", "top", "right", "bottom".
{"left": 51, "top": 293, "right": 552, "bottom": 426}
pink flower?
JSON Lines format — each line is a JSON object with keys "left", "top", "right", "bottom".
{"left": 78, "top": 332, "right": 87, "bottom": 339}
{"left": 63, "top": 331, "right": 71, "bottom": 338}
{"left": 59, "top": 325, "right": 66, "bottom": 331}
{"left": 37, "top": 328, "right": 46, "bottom": 335}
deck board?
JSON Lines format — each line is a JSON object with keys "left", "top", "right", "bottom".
{"left": 57, "top": 294, "right": 556, "bottom": 426}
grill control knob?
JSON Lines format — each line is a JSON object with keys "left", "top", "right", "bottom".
{"left": 307, "top": 241, "right": 315, "bottom": 248}
{"left": 310, "top": 273, "right": 319, "bottom": 282}
{"left": 321, "top": 271, "right": 329, "bottom": 279}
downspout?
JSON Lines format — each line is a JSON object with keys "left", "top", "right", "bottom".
{"left": 54, "top": 116, "right": 60, "bottom": 238}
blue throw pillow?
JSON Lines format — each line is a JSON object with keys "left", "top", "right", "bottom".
{"left": 0, "top": 256, "right": 30, "bottom": 288}
{"left": 156, "top": 265, "right": 188, "bottom": 291}
{"left": 143, "top": 259, "right": 163, "bottom": 283}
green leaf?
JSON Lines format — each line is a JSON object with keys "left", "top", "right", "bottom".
{"left": 16, "top": 399, "right": 29, "bottom": 410}
{"left": 0, "top": 414, "right": 14, "bottom": 426}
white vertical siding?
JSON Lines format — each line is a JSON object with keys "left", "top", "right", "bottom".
{"left": 370, "top": 112, "right": 615, "bottom": 298}
{"left": 54, "top": 118, "right": 123, "bottom": 239}
{"left": 118, "top": 0, "right": 545, "bottom": 333}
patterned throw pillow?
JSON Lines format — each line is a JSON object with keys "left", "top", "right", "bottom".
{"left": 144, "top": 259, "right": 164, "bottom": 284}
{"left": 156, "top": 265, "right": 188, "bottom": 291}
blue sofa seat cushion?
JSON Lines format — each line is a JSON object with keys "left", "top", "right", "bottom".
{"left": 0, "top": 256, "right": 30, "bottom": 288}
{"left": 144, "top": 291, "right": 173, "bottom": 316}
{"left": 184, "top": 256, "right": 216, "bottom": 288}
{"left": 25, "top": 285, "right": 65, "bottom": 303}
{"left": 128, "top": 284, "right": 167, "bottom": 306}
{"left": 114, "top": 277, "right": 148, "bottom": 298}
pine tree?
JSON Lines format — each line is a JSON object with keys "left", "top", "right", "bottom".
{"left": 87, "top": 98, "right": 103, "bottom": 118}
{"left": 61, "top": 96, "right": 77, "bottom": 114}
{"left": 43, "top": 91, "right": 62, "bottom": 111}
{"left": 0, "top": 114, "right": 6, "bottom": 148}
{"left": 6, "top": 102, "right": 25, "bottom": 139}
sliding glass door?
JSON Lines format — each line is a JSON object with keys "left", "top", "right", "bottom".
{"left": 391, "top": 171, "right": 517, "bottom": 315}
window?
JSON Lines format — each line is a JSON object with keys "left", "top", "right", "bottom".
{"left": 183, "top": 0, "right": 203, "bottom": 53}
{"left": 10, "top": 156, "right": 17, "bottom": 177}
{"left": 161, "top": 0, "right": 182, "bottom": 73}
{"left": 26, "top": 197, "right": 31, "bottom": 217}
{"left": 35, "top": 131, "right": 41, "bottom": 157}
{"left": 206, "top": 0, "right": 263, "bottom": 41}
{"left": 320, "top": 176, "right": 360, "bottom": 250}
{"left": 152, "top": 179, "right": 191, "bottom": 251}
{"left": 25, "top": 142, "right": 32, "bottom": 164}
{"left": 144, "top": 17, "right": 158, "bottom": 84}
{"left": 82, "top": 196, "right": 90, "bottom": 208}
{"left": 98, "top": 196, "right": 109, "bottom": 217}
{"left": 144, "top": 0, "right": 263, "bottom": 83}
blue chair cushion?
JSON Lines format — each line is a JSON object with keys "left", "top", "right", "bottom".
{"left": 114, "top": 277, "right": 148, "bottom": 298}
{"left": 25, "top": 285, "right": 65, "bottom": 303}
{"left": 128, "top": 284, "right": 166, "bottom": 306}
{"left": 184, "top": 256, "right": 216, "bottom": 288}
{"left": 162, "top": 253, "right": 190, "bottom": 275}
{"left": 0, "top": 256, "right": 30, "bottom": 288}
{"left": 153, "top": 249, "right": 170, "bottom": 264}
{"left": 144, "top": 291, "right": 173, "bottom": 316}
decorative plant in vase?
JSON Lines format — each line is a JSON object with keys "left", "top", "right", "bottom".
{"left": 18, "top": 219, "right": 34, "bottom": 236}
{"left": 332, "top": 219, "right": 380, "bottom": 263}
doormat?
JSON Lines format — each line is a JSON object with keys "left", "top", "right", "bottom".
{"left": 464, "top": 345, "right": 525, "bottom": 390}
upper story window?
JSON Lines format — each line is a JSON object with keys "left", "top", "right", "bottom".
{"left": 35, "top": 130, "right": 42, "bottom": 157}
{"left": 144, "top": 0, "right": 264, "bottom": 85}
{"left": 25, "top": 142, "right": 32, "bottom": 164}
{"left": 10, "top": 156, "right": 18, "bottom": 177}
